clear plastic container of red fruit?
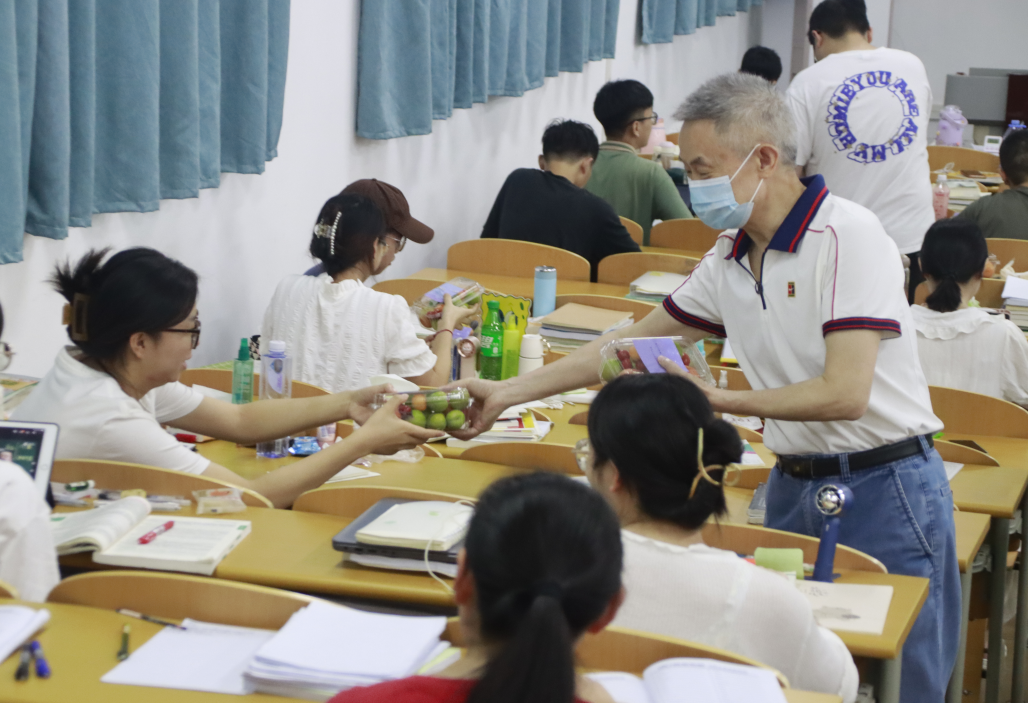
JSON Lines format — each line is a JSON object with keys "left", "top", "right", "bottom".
{"left": 412, "top": 277, "right": 484, "bottom": 329}
{"left": 372, "top": 388, "right": 472, "bottom": 431}
{"left": 598, "top": 336, "right": 714, "bottom": 385}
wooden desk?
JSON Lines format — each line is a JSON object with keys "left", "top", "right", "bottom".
{"left": 410, "top": 268, "right": 629, "bottom": 299}
{"left": 940, "top": 433, "right": 1028, "bottom": 471}
{"left": 0, "top": 600, "right": 838, "bottom": 703}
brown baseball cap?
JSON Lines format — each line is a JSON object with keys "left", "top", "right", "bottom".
{"left": 340, "top": 179, "right": 434, "bottom": 244}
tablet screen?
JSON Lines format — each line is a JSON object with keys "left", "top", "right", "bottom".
{"left": 0, "top": 424, "right": 47, "bottom": 479}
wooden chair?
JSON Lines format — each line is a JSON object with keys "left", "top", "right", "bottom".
{"left": 52, "top": 459, "right": 273, "bottom": 508}
{"left": 421, "top": 444, "right": 443, "bottom": 458}
{"left": 293, "top": 485, "right": 471, "bottom": 519}
{"left": 732, "top": 425, "right": 765, "bottom": 443}
{"left": 930, "top": 386, "right": 1028, "bottom": 439}
{"left": 913, "top": 278, "right": 1004, "bottom": 308}
{"left": 702, "top": 522, "right": 886, "bottom": 573}
{"left": 708, "top": 365, "right": 753, "bottom": 392}
{"left": 447, "top": 240, "right": 591, "bottom": 282}
{"left": 179, "top": 368, "right": 330, "bottom": 399}
{"left": 569, "top": 411, "right": 588, "bottom": 426}
{"left": 649, "top": 218, "right": 722, "bottom": 253}
{"left": 371, "top": 278, "right": 439, "bottom": 304}
{"left": 596, "top": 252, "right": 699, "bottom": 286}
{"left": 665, "top": 132, "right": 679, "bottom": 145}
{"left": 0, "top": 579, "right": 18, "bottom": 599}
{"left": 620, "top": 216, "right": 645, "bottom": 246}
{"left": 554, "top": 294, "right": 657, "bottom": 323}
{"left": 987, "top": 238, "right": 1028, "bottom": 269}
{"left": 459, "top": 442, "right": 581, "bottom": 474}
{"left": 927, "top": 145, "right": 1000, "bottom": 174}
{"left": 935, "top": 439, "right": 1000, "bottom": 466}
{"left": 48, "top": 571, "right": 316, "bottom": 630}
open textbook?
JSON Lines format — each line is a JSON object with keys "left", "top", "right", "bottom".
{"left": 588, "top": 658, "right": 786, "bottom": 703}
{"left": 50, "top": 497, "right": 250, "bottom": 576}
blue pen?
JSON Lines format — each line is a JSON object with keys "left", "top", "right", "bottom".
{"left": 29, "top": 641, "right": 50, "bottom": 678}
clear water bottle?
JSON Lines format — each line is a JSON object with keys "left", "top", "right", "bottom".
{"left": 932, "top": 174, "right": 950, "bottom": 221}
{"left": 256, "top": 340, "right": 292, "bottom": 458}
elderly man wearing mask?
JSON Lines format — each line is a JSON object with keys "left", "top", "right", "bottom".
{"left": 451, "top": 73, "right": 957, "bottom": 703}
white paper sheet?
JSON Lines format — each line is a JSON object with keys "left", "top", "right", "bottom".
{"left": 796, "top": 581, "right": 894, "bottom": 635}
{"left": 944, "top": 461, "right": 964, "bottom": 481}
{"left": 0, "top": 606, "right": 50, "bottom": 666}
{"left": 101, "top": 619, "right": 275, "bottom": 695}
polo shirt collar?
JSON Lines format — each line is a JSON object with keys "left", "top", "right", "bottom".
{"left": 728, "top": 175, "right": 831, "bottom": 261}
{"left": 599, "top": 141, "right": 638, "bottom": 155}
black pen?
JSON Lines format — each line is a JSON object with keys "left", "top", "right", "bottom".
{"left": 117, "top": 624, "right": 130, "bottom": 661}
{"left": 14, "top": 644, "right": 31, "bottom": 681}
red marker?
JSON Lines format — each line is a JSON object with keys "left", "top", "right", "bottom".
{"left": 138, "top": 521, "right": 175, "bottom": 545}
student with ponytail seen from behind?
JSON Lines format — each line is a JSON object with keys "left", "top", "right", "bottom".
{"left": 578, "top": 374, "right": 858, "bottom": 703}
{"left": 329, "top": 472, "right": 626, "bottom": 703}
{"left": 911, "top": 219, "right": 1028, "bottom": 406}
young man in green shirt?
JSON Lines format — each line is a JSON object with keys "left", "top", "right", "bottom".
{"left": 586, "top": 80, "right": 693, "bottom": 245}
{"left": 958, "top": 130, "right": 1028, "bottom": 240}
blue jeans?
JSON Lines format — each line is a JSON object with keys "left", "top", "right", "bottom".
{"left": 765, "top": 438, "right": 960, "bottom": 703}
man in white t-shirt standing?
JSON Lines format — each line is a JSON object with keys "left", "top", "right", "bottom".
{"left": 787, "top": 0, "right": 934, "bottom": 300}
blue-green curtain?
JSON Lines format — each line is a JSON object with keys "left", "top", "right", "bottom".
{"left": 0, "top": 0, "right": 290, "bottom": 265}
{"left": 357, "top": 0, "right": 620, "bottom": 140}
{"left": 641, "top": 0, "right": 760, "bottom": 45}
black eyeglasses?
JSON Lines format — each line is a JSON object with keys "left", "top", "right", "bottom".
{"left": 631, "top": 111, "right": 659, "bottom": 126}
{"left": 164, "top": 318, "right": 202, "bottom": 350}
{"left": 0, "top": 342, "right": 13, "bottom": 372}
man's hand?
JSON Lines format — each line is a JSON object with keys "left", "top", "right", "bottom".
{"left": 656, "top": 355, "right": 727, "bottom": 410}
{"left": 443, "top": 378, "right": 514, "bottom": 440}
{"left": 353, "top": 395, "right": 444, "bottom": 455}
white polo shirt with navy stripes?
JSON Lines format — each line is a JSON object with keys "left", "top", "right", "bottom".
{"left": 665, "top": 175, "right": 941, "bottom": 456}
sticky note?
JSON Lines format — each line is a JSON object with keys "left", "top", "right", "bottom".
{"left": 632, "top": 338, "right": 687, "bottom": 374}
{"left": 754, "top": 547, "right": 805, "bottom": 580}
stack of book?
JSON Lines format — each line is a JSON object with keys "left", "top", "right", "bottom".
{"left": 626, "top": 271, "right": 688, "bottom": 303}
{"left": 1002, "top": 276, "right": 1028, "bottom": 330}
{"left": 539, "top": 303, "right": 633, "bottom": 353}
{"left": 244, "top": 601, "right": 454, "bottom": 700}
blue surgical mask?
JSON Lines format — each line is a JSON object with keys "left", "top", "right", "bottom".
{"left": 688, "top": 144, "right": 763, "bottom": 230}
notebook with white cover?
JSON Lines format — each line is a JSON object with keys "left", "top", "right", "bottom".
{"left": 355, "top": 501, "right": 472, "bottom": 551}
{"left": 0, "top": 606, "right": 50, "bottom": 665}
{"left": 795, "top": 581, "right": 893, "bottom": 635}
{"left": 629, "top": 271, "right": 688, "bottom": 297}
{"left": 588, "top": 658, "right": 786, "bottom": 703}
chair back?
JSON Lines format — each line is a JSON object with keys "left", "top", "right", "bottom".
{"left": 930, "top": 385, "right": 1028, "bottom": 438}
{"left": 459, "top": 442, "right": 580, "bottom": 474}
{"left": 52, "top": 458, "right": 273, "bottom": 508}
{"left": 179, "top": 368, "right": 329, "bottom": 399}
{"left": 649, "top": 219, "right": 722, "bottom": 253}
{"left": 987, "top": 238, "right": 1028, "bottom": 270}
{"left": 293, "top": 485, "right": 471, "bottom": 518}
{"left": 447, "top": 240, "right": 591, "bottom": 282}
{"left": 708, "top": 365, "right": 753, "bottom": 392}
{"left": 596, "top": 252, "right": 699, "bottom": 286}
{"left": 665, "top": 132, "right": 679, "bottom": 145}
{"left": 569, "top": 411, "right": 588, "bottom": 426}
{"left": 0, "top": 579, "right": 18, "bottom": 599}
{"left": 913, "top": 278, "right": 1004, "bottom": 308}
{"left": 702, "top": 522, "right": 886, "bottom": 573}
{"left": 554, "top": 294, "right": 656, "bottom": 323}
{"left": 927, "top": 145, "right": 1000, "bottom": 174}
{"left": 48, "top": 571, "right": 315, "bottom": 630}
{"left": 620, "top": 217, "right": 645, "bottom": 245}
{"left": 371, "top": 278, "right": 439, "bottom": 305}
{"left": 934, "top": 439, "right": 1000, "bottom": 466}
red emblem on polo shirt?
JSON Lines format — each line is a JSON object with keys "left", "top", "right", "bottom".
{"left": 788, "top": 282, "right": 796, "bottom": 298}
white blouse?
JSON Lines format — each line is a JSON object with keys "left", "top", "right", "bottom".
{"left": 261, "top": 274, "right": 436, "bottom": 393}
{"left": 0, "top": 460, "right": 60, "bottom": 602}
{"left": 612, "top": 531, "right": 859, "bottom": 703}
{"left": 911, "top": 305, "right": 1028, "bottom": 407}
{"left": 12, "top": 348, "right": 209, "bottom": 475}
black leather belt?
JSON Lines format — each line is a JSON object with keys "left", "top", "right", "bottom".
{"left": 777, "top": 435, "right": 933, "bottom": 479}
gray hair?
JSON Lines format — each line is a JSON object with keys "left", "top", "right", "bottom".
{"left": 674, "top": 73, "right": 797, "bottom": 165}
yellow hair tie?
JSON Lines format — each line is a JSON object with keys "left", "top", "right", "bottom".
{"left": 688, "top": 427, "right": 742, "bottom": 500}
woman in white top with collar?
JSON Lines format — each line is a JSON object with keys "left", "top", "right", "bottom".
{"left": 911, "top": 219, "right": 1028, "bottom": 407}
{"left": 0, "top": 302, "right": 60, "bottom": 602}
{"left": 14, "top": 248, "right": 442, "bottom": 508}
{"left": 262, "top": 182, "right": 477, "bottom": 393}
{"left": 576, "top": 373, "right": 858, "bottom": 703}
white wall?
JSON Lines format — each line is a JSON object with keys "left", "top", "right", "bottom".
{"left": 890, "top": 0, "right": 1028, "bottom": 105}
{"left": 0, "top": 0, "right": 753, "bottom": 378}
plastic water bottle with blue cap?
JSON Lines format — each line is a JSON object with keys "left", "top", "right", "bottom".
{"left": 257, "top": 340, "right": 292, "bottom": 458}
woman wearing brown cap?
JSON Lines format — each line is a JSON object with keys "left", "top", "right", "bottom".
{"left": 262, "top": 181, "right": 477, "bottom": 392}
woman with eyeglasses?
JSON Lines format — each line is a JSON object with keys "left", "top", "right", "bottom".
{"left": 0, "top": 301, "right": 61, "bottom": 602}
{"left": 262, "top": 185, "right": 477, "bottom": 393}
{"left": 576, "top": 373, "right": 858, "bottom": 702}
{"left": 13, "top": 248, "right": 442, "bottom": 509}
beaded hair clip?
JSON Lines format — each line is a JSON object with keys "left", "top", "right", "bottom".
{"left": 313, "top": 211, "right": 342, "bottom": 257}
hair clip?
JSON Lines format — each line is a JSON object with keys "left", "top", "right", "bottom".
{"left": 68, "top": 293, "right": 90, "bottom": 342}
{"left": 313, "top": 212, "right": 342, "bottom": 258}
{"left": 688, "top": 427, "right": 742, "bottom": 500}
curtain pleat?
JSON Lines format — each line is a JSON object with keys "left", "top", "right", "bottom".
{"left": 357, "top": 0, "right": 620, "bottom": 140}
{"left": 640, "top": 0, "right": 759, "bottom": 44}
{"left": 0, "top": 0, "right": 290, "bottom": 264}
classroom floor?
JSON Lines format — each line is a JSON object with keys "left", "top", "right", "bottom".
{"left": 985, "top": 618, "right": 1025, "bottom": 703}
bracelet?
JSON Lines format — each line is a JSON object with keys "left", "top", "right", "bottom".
{"left": 435, "top": 329, "right": 454, "bottom": 337}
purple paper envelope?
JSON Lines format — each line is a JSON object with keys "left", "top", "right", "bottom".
{"left": 633, "top": 338, "right": 687, "bottom": 373}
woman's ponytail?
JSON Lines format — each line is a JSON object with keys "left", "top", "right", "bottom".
{"left": 924, "top": 275, "right": 962, "bottom": 313}
{"left": 919, "top": 219, "right": 988, "bottom": 313}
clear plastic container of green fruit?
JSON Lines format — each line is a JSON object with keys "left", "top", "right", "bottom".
{"left": 598, "top": 336, "right": 714, "bottom": 386}
{"left": 412, "top": 277, "right": 484, "bottom": 329}
{"left": 373, "top": 388, "right": 472, "bottom": 431}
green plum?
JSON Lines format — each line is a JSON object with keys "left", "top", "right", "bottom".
{"left": 445, "top": 409, "right": 466, "bottom": 430}
{"left": 426, "top": 391, "right": 450, "bottom": 413}
{"left": 449, "top": 388, "right": 471, "bottom": 410}
{"left": 427, "top": 412, "right": 448, "bottom": 430}
{"left": 408, "top": 409, "right": 427, "bottom": 427}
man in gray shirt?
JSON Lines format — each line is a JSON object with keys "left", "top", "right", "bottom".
{"left": 959, "top": 130, "right": 1028, "bottom": 240}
